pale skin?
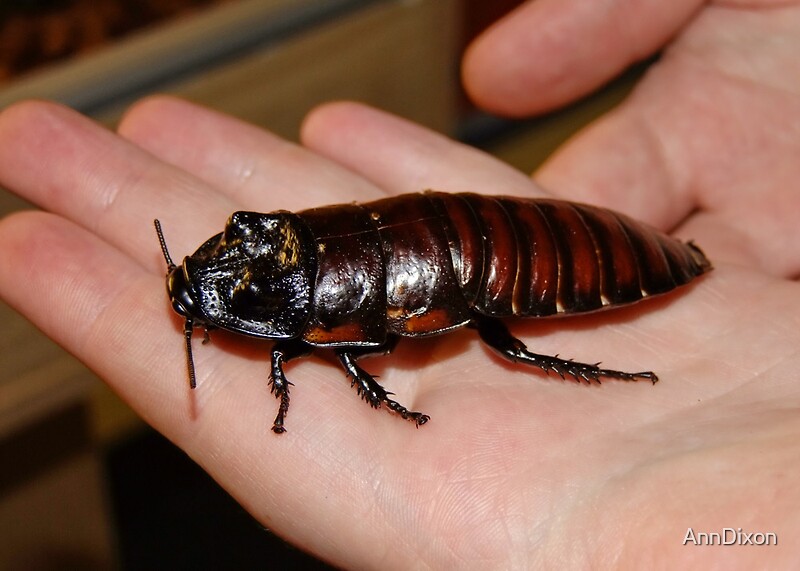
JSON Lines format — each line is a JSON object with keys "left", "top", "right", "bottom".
{"left": 1, "top": 0, "right": 799, "bottom": 567}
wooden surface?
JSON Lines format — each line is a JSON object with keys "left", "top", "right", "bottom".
{"left": 0, "top": 0, "right": 367, "bottom": 113}
{"left": 96, "top": 0, "right": 460, "bottom": 136}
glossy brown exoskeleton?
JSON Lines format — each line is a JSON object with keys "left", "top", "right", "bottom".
{"left": 155, "top": 192, "right": 711, "bottom": 433}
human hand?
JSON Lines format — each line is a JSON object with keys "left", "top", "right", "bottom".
{"left": 0, "top": 94, "right": 796, "bottom": 567}
{"left": 1, "top": 2, "right": 799, "bottom": 566}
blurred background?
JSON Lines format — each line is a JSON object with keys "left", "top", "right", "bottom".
{"left": 0, "top": 0, "right": 642, "bottom": 568}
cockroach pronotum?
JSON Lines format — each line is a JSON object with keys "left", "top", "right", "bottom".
{"left": 155, "top": 191, "right": 711, "bottom": 433}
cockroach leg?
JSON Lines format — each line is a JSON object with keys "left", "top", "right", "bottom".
{"left": 471, "top": 314, "right": 658, "bottom": 384}
{"left": 268, "top": 339, "right": 312, "bottom": 433}
{"left": 336, "top": 348, "right": 430, "bottom": 427}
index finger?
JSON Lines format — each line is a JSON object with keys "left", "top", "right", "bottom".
{"left": 117, "top": 96, "right": 384, "bottom": 212}
{"left": 0, "top": 101, "right": 236, "bottom": 272}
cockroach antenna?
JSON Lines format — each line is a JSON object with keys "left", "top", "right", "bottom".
{"left": 154, "top": 219, "right": 197, "bottom": 390}
{"left": 154, "top": 219, "right": 176, "bottom": 271}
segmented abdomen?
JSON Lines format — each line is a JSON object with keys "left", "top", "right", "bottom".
{"left": 297, "top": 191, "right": 711, "bottom": 344}
{"left": 428, "top": 192, "right": 711, "bottom": 317}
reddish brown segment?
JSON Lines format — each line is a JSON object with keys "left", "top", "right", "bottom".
{"left": 366, "top": 193, "right": 471, "bottom": 336}
{"left": 428, "top": 191, "right": 485, "bottom": 301}
{"left": 502, "top": 199, "right": 559, "bottom": 316}
{"left": 298, "top": 203, "right": 387, "bottom": 346}
{"left": 572, "top": 203, "right": 642, "bottom": 305}
{"left": 460, "top": 193, "right": 519, "bottom": 315}
{"left": 296, "top": 192, "right": 711, "bottom": 344}
{"left": 533, "top": 200, "right": 602, "bottom": 313}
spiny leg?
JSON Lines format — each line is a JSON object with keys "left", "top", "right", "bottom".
{"left": 471, "top": 314, "right": 658, "bottom": 384}
{"left": 269, "top": 339, "right": 313, "bottom": 434}
{"left": 336, "top": 339, "right": 430, "bottom": 426}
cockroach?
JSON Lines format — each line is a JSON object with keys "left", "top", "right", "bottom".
{"left": 155, "top": 191, "right": 711, "bottom": 433}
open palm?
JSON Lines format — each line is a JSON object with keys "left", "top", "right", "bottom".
{"left": 1, "top": 1, "right": 799, "bottom": 567}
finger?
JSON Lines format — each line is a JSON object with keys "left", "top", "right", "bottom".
{"left": 118, "top": 96, "right": 383, "bottom": 210}
{"left": 0, "top": 211, "right": 185, "bottom": 424}
{"left": 462, "top": 0, "right": 701, "bottom": 116}
{"left": 0, "top": 101, "right": 236, "bottom": 271}
{"left": 301, "top": 101, "right": 540, "bottom": 196}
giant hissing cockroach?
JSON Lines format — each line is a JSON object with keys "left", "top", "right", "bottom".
{"left": 155, "top": 191, "right": 711, "bottom": 433}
